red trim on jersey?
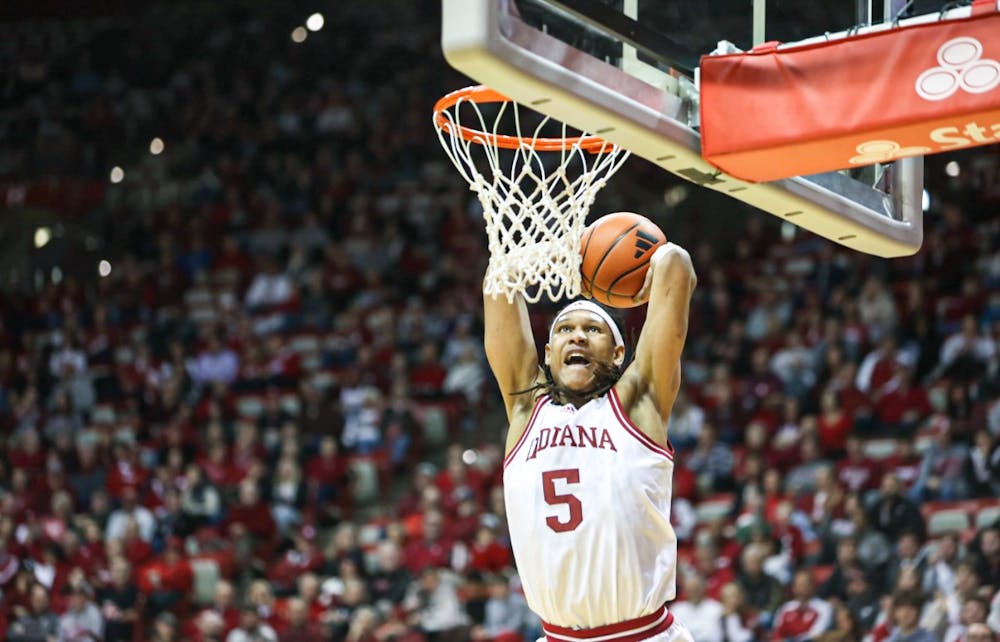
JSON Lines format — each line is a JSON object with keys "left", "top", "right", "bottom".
{"left": 543, "top": 605, "right": 674, "bottom": 642}
{"left": 503, "top": 394, "right": 549, "bottom": 468}
{"left": 609, "top": 388, "right": 673, "bottom": 460}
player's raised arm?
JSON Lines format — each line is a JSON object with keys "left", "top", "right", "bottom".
{"left": 629, "top": 243, "right": 697, "bottom": 418}
{"left": 483, "top": 291, "right": 541, "bottom": 423}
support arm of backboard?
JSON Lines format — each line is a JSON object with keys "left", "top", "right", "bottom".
{"left": 441, "top": 0, "right": 923, "bottom": 257}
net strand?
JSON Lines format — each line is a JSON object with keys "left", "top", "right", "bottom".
{"left": 434, "top": 92, "right": 629, "bottom": 303}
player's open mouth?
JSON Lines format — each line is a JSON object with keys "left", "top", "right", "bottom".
{"left": 564, "top": 354, "right": 590, "bottom": 366}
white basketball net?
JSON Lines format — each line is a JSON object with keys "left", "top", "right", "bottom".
{"left": 434, "top": 91, "right": 629, "bottom": 303}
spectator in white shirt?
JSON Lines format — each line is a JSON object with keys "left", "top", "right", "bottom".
{"left": 719, "top": 582, "right": 755, "bottom": 642}
{"left": 187, "top": 333, "right": 239, "bottom": 385}
{"left": 671, "top": 572, "right": 725, "bottom": 642}
{"left": 104, "top": 488, "right": 156, "bottom": 543}
{"left": 245, "top": 255, "right": 295, "bottom": 310}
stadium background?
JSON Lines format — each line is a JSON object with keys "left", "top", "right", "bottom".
{"left": 0, "top": 1, "right": 998, "bottom": 641}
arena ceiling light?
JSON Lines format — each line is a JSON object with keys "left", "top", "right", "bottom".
{"left": 34, "top": 227, "right": 51, "bottom": 249}
{"left": 306, "top": 13, "right": 324, "bottom": 31}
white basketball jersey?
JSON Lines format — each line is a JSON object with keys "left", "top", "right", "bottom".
{"left": 503, "top": 389, "right": 677, "bottom": 629}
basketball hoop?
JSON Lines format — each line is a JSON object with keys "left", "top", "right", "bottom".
{"left": 433, "top": 85, "right": 629, "bottom": 303}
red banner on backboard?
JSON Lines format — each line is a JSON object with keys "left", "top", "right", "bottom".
{"left": 699, "top": 0, "right": 1000, "bottom": 183}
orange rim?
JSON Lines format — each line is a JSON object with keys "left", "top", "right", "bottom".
{"left": 433, "top": 85, "right": 615, "bottom": 153}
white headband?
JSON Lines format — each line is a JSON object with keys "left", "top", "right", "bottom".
{"left": 549, "top": 301, "right": 625, "bottom": 349}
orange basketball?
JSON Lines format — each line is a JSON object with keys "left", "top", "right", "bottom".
{"left": 579, "top": 212, "right": 666, "bottom": 308}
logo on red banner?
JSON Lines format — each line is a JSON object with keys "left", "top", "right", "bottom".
{"left": 916, "top": 37, "right": 1000, "bottom": 100}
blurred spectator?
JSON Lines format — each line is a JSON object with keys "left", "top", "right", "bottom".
{"left": 225, "top": 606, "right": 277, "bottom": 642}
{"left": 469, "top": 572, "right": 530, "bottom": 642}
{"left": 719, "top": 582, "right": 756, "bottom": 642}
{"left": 403, "top": 567, "right": 470, "bottom": 642}
{"left": 886, "top": 590, "right": 937, "bottom": 642}
{"left": 926, "top": 534, "right": 961, "bottom": 598}
{"left": 56, "top": 581, "right": 103, "bottom": 642}
{"left": 770, "top": 569, "right": 833, "bottom": 642}
{"left": 275, "top": 597, "right": 325, "bottom": 642}
{"left": 963, "top": 430, "right": 1000, "bottom": 499}
{"left": 403, "top": 509, "right": 456, "bottom": 575}
{"left": 7, "top": 583, "right": 60, "bottom": 642}
{"left": 105, "top": 486, "right": 155, "bottom": 542}
{"left": 96, "top": 558, "right": 139, "bottom": 642}
{"left": 672, "top": 572, "right": 724, "bottom": 642}
{"left": 858, "top": 277, "right": 899, "bottom": 345}
{"left": 688, "top": 423, "right": 734, "bottom": 493}
{"left": 149, "top": 609, "right": 181, "bottom": 642}
{"left": 868, "top": 474, "right": 926, "bottom": 542}
{"left": 192, "top": 580, "right": 239, "bottom": 639}
{"left": 816, "top": 603, "right": 863, "bottom": 642}
{"left": 369, "top": 541, "right": 413, "bottom": 606}
{"left": 973, "top": 525, "right": 1000, "bottom": 591}
{"left": 187, "top": 332, "right": 239, "bottom": 387}
{"left": 911, "top": 421, "right": 967, "bottom": 502}
{"left": 268, "top": 456, "right": 307, "bottom": 535}
{"left": 668, "top": 390, "right": 706, "bottom": 450}
{"left": 179, "top": 463, "right": 222, "bottom": 530}
{"left": 137, "top": 536, "right": 192, "bottom": 615}
{"left": 224, "top": 480, "right": 278, "bottom": 570}
{"left": 937, "top": 315, "right": 996, "bottom": 382}
{"left": 736, "top": 543, "right": 785, "bottom": 623}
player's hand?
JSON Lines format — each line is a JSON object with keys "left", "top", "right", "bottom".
{"left": 632, "top": 243, "right": 672, "bottom": 304}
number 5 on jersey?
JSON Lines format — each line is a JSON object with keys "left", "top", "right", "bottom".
{"left": 541, "top": 469, "right": 582, "bottom": 532}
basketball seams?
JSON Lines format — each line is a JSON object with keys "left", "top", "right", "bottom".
{"left": 606, "top": 257, "right": 652, "bottom": 295}
{"left": 587, "top": 221, "right": 640, "bottom": 296}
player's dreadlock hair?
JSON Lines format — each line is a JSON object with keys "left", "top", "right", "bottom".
{"left": 515, "top": 360, "right": 624, "bottom": 406}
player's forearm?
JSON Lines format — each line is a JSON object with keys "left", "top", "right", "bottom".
{"left": 483, "top": 290, "right": 537, "bottom": 387}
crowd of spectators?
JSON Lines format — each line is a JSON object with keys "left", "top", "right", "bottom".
{"left": 1, "top": 1, "right": 999, "bottom": 642}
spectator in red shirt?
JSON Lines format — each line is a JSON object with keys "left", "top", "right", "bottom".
{"left": 692, "top": 540, "right": 737, "bottom": 601}
{"left": 817, "top": 390, "right": 852, "bottom": 457}
{"left": 274, "top": 597, "right": 326, "bottom": 642}
{"left": 467, "top": 523, "right": 512, "bottom": 574}
{"left": 198, "top": 442, "right": 239, "bottom": 491}
{"left": 8, "top": 430, "right": 46, "bottom": 474}
{"left": 224, "top": 479, "right": 278, "bottom": 569}
{"left": 881, "top": 441, "right": 922, "bottom": 495}
{"left": 873, "top": 369, "right": 932, "bottom": 434}
{"left": 104, "top": 443, "right": 148, "bottom": 501}
{"left": 138, "top": 536, "right": 193, "bottom": 615}
{"left": 771, "top": 569, "right": 834, "bottom": 642}
{"left": 836, "top": 435, "right": 881, "bottom": 495}
{"left": 409, "top": 341, "right": 447, "bottom": 399}
{"left": 267, "top": 526, "right": 322, "bottom": 595}
{"left": 304, "top": 435, "right": 350, "bottom": 507}
{"left": 402, "top": 509, "right": 454, "bottom": 575}
{"left": 120, "top": 517, "right": 154, "bottom": 569}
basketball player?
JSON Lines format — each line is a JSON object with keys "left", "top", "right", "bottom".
{"left": 486, "top": 239, "right": 697, "bottom": 642}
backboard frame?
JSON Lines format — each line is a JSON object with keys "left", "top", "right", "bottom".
{"left": 441, "top": 0, "right": 925, "bottom": 257}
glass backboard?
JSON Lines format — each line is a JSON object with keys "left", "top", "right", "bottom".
{"left": 441, "top": 0, "right": 935, "bottom": 257}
